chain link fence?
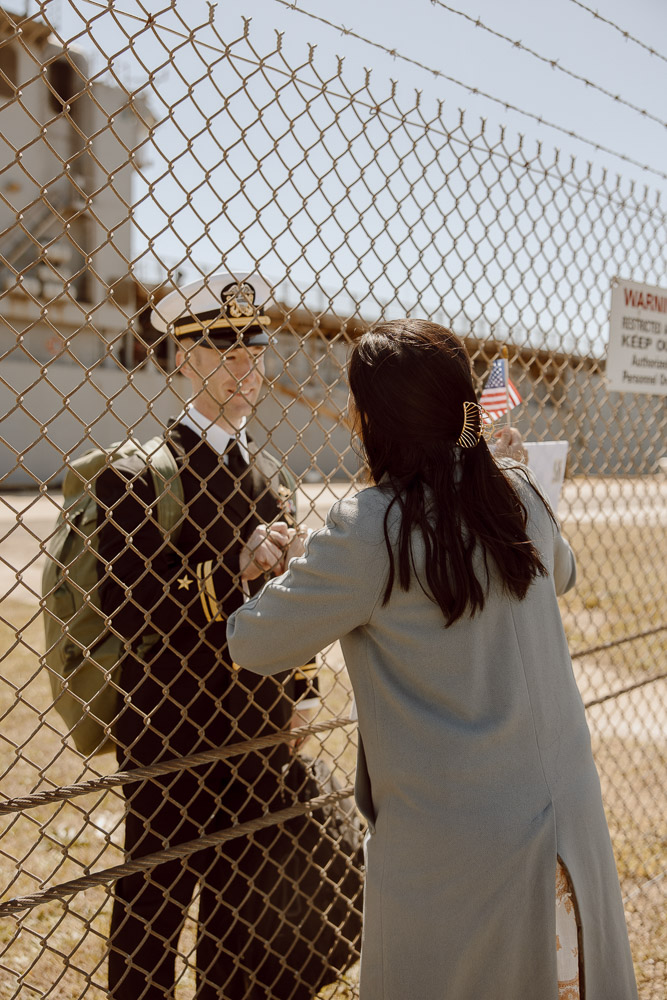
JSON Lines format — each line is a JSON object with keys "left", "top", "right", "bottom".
{"left": 0, "top": 1, "right": 665, "bottom": 997}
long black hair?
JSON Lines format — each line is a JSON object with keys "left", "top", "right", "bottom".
{"left": 348, "top": 319, "right": 551, "bottom": 626}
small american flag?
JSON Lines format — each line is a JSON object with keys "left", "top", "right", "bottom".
{"left": 479, "top": 358, "right": 521, "bottom": 424}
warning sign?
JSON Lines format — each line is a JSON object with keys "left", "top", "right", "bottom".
{"left": 607, "top": 278, "right": 667, "bottom": 396}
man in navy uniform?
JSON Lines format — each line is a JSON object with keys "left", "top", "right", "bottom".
{"left": 98, "top": 273, "right": 318, "bottom": 999}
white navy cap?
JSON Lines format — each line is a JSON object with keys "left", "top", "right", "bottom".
{"left": 150, "top": 272, "right": 272, "bottom": 347}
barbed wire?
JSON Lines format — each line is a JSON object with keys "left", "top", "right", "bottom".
{"left": 567, "top": 0, "right": 667, "bottom": 66}
{"left": 2, "top": 627, "right": 662, "bottom": 821}
{"left": 273, "top": 0, "right": 667, "bottom": 182}
{"left": 0, "top": 661, "right": 663, "bottom": 916}
{"left": 34, "top": 0, "right": 667, "bottom": 201}
{"left": 570, "top": 624, "right": 667, "bottom": 660}
{"left": 0, "top": 626, "right": 663, "bottom": 819}
{"left": 0, "top": 717, "right": 356, "bottom": 816}
{"left": 0, "top": 787, "right": 354, "bottom": 917}
{"left": 584, "top": 671, "right": 667, "bottom": 710}
{"left": 623, "top": 867, "right": 667, "bottom": 905}
{"left": 430, "top": 0, "right": 667, "bottom": 131}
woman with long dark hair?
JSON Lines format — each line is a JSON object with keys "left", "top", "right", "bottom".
{"left": 227, "top": 320, "right": 637, "bottom": 1000}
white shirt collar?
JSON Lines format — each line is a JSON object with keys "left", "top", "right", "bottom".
{"left": 179, "top": 405, "right": 250, "bottom": 463}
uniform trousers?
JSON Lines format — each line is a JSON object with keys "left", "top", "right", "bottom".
{"left": 107, "top": 774, "right": 309, "bottom": 1000}
{"left": 107, "top": 659, "right": 307, "bottom": 1000}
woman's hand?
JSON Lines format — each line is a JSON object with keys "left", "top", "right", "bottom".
{"left": 284, "top": 526, "right": 310, "bottom": 565}
{"left": 240, "top": 521, "right": 294, "bottom": 581}
{"left": 491, "top": 427, "right": 528, "bottom": 463}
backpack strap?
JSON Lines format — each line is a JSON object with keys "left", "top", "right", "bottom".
{"left": 252, "top": 448, "right": 298, "bottom": 525}
{"left": 137, "top": 437, "right": 184, "bottom": 537}
{"left": 277, "top": 463, "right": 297, "bottom": 496}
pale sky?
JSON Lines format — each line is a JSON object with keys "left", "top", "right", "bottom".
{"left": 234, "top": 0, "right": 667, "bottom": 188}
{"left": 28, "top": 0, "right": 666, "bottom": 188}
{"left": 14, "top": 0, "right": 667, "bottom": 350}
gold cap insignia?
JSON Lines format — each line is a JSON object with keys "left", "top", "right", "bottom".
{"left": 221, "top": 280, "right": 256, "bottom": 319}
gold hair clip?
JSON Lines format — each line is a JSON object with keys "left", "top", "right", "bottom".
{"left": 457, "top": 401, "right": 483, "bottom": 449}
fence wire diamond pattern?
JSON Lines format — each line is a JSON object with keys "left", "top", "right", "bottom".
{"left": 0, "top": 2, "right": 665, "bottom": 998}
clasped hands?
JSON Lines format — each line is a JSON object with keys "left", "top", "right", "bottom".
{"left": 239, "top": 521, "right": 308, "bottom": 582}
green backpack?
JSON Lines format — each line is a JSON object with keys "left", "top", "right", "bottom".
{"left": 42, "top": 437, "right": 184, "bottom": 757}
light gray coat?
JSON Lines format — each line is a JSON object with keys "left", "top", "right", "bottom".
{"left": 227, "top": 469, "right": 638, "bottom": 1000}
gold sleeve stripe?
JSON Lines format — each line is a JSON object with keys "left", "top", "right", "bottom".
{"left": 195, "top": 563, "right": 213, "bottom": 622}
{"left": 295, "top": 662, "right": 318, "bottom": 675}
{"left": 201, "top": 559, "right": 224, "bottom": 622}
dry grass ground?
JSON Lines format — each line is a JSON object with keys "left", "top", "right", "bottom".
{"left": 0, "top": 482, "right": 664, "bottom": 999}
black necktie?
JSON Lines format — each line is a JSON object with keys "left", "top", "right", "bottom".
{"left": 225, "top": 441, "right": 247, "bottom": 479}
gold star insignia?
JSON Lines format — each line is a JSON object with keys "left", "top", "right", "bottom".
{"left": 177, "top": 575, "right": 193, "bottom": 591}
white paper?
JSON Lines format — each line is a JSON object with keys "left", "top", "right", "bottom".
{"left": 524, "top": 441, "right": 569, "bottom": 512}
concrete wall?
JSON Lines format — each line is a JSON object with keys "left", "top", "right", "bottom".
{"left": 0, "top": 357, "right": 188, "bottom": 489}
{"left": 0, "top": 330, "right": 357, "bottom": 488}
{"left": 0, "top": 325, "right": 663, "bottom": 489}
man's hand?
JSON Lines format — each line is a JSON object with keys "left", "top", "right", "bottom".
{"left": 239, "top": 521, "right": 312, "bottom": 582}
{"left": 491, "top": 426, "right": 528, "bottom": 464}
{"left": 240, "top": 521, "right": 292, "bottom": 581}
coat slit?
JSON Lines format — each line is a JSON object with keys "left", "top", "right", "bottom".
{"left": 556, "top": 855, "right": 583, "bottom": 1000}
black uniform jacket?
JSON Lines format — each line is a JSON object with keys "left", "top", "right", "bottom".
{"left": 95, "top": 421, "right": 311, "bottom": 810}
